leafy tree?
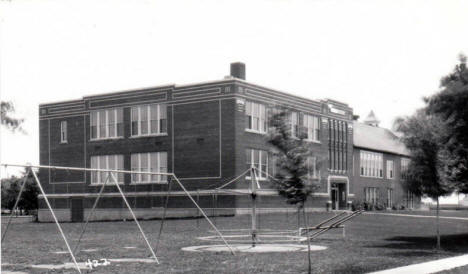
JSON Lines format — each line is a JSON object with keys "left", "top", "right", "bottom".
{"left": 268, "top": 108, "right": 320, "bottom": 273}
{"left": 1, "top": 169, "right": 39, "bottom": 215}
{"left": 1, "top": 101, "right": 24, "bottom": 133}
{"left": 425, "top": 54, "right": 468, "bottom": 193}
{"left": 395, "top": 110, "right": 451, "bottom": 249}
{"left": 268, "top": 109, "right": 319, "bottom": 207}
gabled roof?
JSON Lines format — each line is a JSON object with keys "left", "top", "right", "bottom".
{"left": 353, "top": 121, "right": 410, "bottom": 156}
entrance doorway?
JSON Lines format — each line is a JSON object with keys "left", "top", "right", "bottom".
{"left": 71, "top": 198, "right": 84, "bottom": 222}
{"left": 330, "top": 183, "right": 347, "bottom": 210}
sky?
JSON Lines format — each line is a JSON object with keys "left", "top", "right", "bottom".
{"left": 0, "top": 0, "right": 467, "bottom": 192}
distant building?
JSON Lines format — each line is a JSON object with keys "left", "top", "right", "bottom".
{"left": 351, "top": 111, "right": 417, "bottom": 209}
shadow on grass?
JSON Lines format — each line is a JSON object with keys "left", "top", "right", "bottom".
{"left": 369, "top": 233, "right": 468, "bottom": 253}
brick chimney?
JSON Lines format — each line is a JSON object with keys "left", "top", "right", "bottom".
{"left": 230, "top": 62, "right": 246, "bottom": 80}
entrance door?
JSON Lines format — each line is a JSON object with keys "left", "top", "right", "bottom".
{"left": 71, "top": 198, "right": 84, "bottom": 222}
{"left": 331, "top": 184, "right": 339, "bottom": 210}
{"left": 331, "top": 183, "right": 347, "bottom": 210}
{"left": 338, "top": 184, "right": 347, "bottom": 209}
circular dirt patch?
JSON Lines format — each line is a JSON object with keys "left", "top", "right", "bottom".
{"left": 182, "top": 244, "right": 327, "bottom": 253}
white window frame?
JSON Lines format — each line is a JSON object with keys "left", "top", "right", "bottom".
{"left": 246, "top": 149, "right": 268, "bottom": 180}
{"left": 303, "top": 114, "right": 320, "bottom": 142}
{"left": 360, "top": 150, "right": 383, "bottom": 178}
{"left": 245, "top": 101, "right": 267, "bottom": 134}
{"left": 60, "top": 121, "right": 67, "bottom": 143}
{"left": 131, "top": 152, "right": 168, "bottom": 184}
{"left": 365, "top": 187, "right": 378, "bottom": 204}
{"left": 386, "top": 160, "right": 394, "bottom": 179}
{"left": 90, "top": 155, "right": 124, "bottom": 185}
{"left": 290, "top": 111, "right": 298, "bottom": 138}
{"left": 131, "top": 104, "right": 167, "bottom": 137}
{"left": 90, "top": 108, "right": 123, "bottom": 140}
{"left": 307, "top": 156, "right": 318, "bottom": 180}
{"left": 401, "top": 157, "right": 410, "bottom": 179}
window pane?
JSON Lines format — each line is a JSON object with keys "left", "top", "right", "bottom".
{"left": 99, "top": 110, "right": 106, "bottom": 138}
{"left": 141, "top": 153, "right": 148, "bottom": 182}
{"left": 131, "top": 154, "right": 139, "bottom": 183}
{"left": 108, "top": 155, "right": 115, "bottom": 183}
{"left": 159, "top": 152, "right": 167, "bottom": 182}
{"left": 260, "top": 151, "right": 267, "bottom": 177}
{"left": 159, "top": 105, "right": 167, "bottom": 133}
{"left": 91, "top": 112, "right": 98, "bottom": 139}
{"left": 116, "top": 108, "right": 123, "bottom": 137}
{"left": 150, "top": 153, "right": 158, "bottom": 182}
{"left": 99, "top": 156, "right": 107, "bottom": 183}
{"left": 117, "top": 155, "right": 124, "bottom": 183}
{"left": 108, "top": 110, "right": 116, "bottom": 137}
{"left": 140, "top": 106, "right": 148, "bottom": 135}
{"left": 131, "top": 107, "right": 139, "bottom": 136}
{"left": 150, "top": 105, "right": 158, "bottom": 134}
{"left": 254, "top": 150, "right": 260, "bottom": 173}
{"left": 91, "top": 156, "right": 98, "bottom": 183}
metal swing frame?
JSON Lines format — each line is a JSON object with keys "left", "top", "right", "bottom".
{"left": 1, "top": 163, "right": 235, "bottom": 274}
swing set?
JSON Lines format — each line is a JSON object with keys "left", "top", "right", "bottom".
{"left": 1, "top": 163, "right": 235, "bottom": 273}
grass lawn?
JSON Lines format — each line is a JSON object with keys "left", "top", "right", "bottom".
{"left": 1, "top": 210, "right": 468, "bottom": 273}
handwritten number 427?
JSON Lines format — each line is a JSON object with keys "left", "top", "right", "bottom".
{"left": 85, "top": 258, "right": 111, "bottom": 269}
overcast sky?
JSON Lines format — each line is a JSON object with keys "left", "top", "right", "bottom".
{"left": 1, "top": 0, "right": 467, "bottom": 179}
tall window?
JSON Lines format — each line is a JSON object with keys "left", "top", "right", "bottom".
{"left": 303, "top": 114, "right": 320, "bottom": 141}
{"left": 246, "top": 149, "right": 268, "bottom": 179}
{"left": 365, "top": 187, "right": 378, "bottom": 204}
{"left": 90, "top": 155, "right": 124, "bottom": 184}
{"left": 306, "top": 156, "right": 317, "bottom": 180}
{"left": 387, "top": 188, "right": 393, "bottom": 208}
{"left": 386, "top": 160, "right": 394, "bottom": 179}
{"left": 90, "top": 108, "right": 123, "bottom": 140}
{"left": 360, "top": 150, "right": 383, "bottom": 178}
{"left": 245, "top": 101, "right": 267, "bottom": 133}
{"left": 60, "top": 121, "right": 67, "bottom": 143}
{"left": 131, "top": 152, "right": 167, "bottom": 184}
{"left": 401, "top": 157, "right": 410, "bottom": 179}
{"left": 131, "top": 104, "right": 167, "bottom": 136}
{"left": 290, "top": 112, "right": 298, "bottom": 138}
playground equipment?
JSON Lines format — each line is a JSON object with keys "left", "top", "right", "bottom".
{"left": 199, "top": 166, "right": 307, "bottom": 247}
{"left": 299, "top": 209, "right": 365, "bottom": 240}
{"left": 1, "top": 163, "right": 234, "bottom": 274}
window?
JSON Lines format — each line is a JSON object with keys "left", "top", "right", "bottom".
{"left": 386, "top": 160, "right": 394, "bottom": 179}
{"left": 365, "top": 187, "right": 378, "bottom": 204}
{"left": 306, "top": 156, "right": 317, "bottom": 180}
{"left": 303, "top": 114, "right": 320, "bottom": 141}
{"left": 290, "top": 112, "right": 298, "bottom": 138}
{"left": 131, "top": 152, "right": 167, "bottom": 184}
{"left": 387, "top": 188, "right": 393, "bottom": 208}
{"left": 246, "top": 149, "right": 268, "bottom": 179}
{"left": 60, "top": 121, "right": 67, "bottom": 143}
{"left": 360, "top": 150, "right": 383, "bottom": 178}
{"left": 401, "top": 157, "right": 410, "bottom": 179}
{"left": 131, "top": 104, "right": 167, "bottom": 136}
{"left": 90, "top": 108, "right": 123, "bottom": 140}
{"left": 245, "top": 101, "right": 267, "bottom": 133}
{"left": 90, "top": 155, "right": 124, "bottom": 184}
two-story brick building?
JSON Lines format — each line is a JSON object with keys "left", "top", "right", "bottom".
{"left": 38, "top": 63, "right": 358, "bottom": 222}
{"left": 352, "top": 112, "right": 417, "bottom": 209}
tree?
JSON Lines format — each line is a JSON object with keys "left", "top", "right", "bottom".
{"left": 1, "top": 169, "right": 39, "bottom": 215}
{"left": 1, "top": 101, "right": 24, "bottom": 132}
{"left": 425, "top": 54, "right": 468, "bottom": 194}
{"left": 268, "top": 108, "right": 320, "bottom": 273}
{"left": 395, "top": 110, "right": 452, "bottom": 249}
